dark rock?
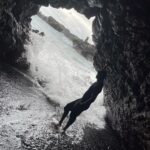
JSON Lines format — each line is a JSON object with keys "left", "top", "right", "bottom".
{"left": 39, "top": 32, "right": 45, "bottom": 36}
{"left": 32, "top": 29, "right": 45, "bottom": 36}
{"left": 0, "top": 0, "right": 39, "bottom": 68}
{"left": 91, "top": 1, "right": 150, "bottom": 150}
{"left": 32, "top": 29, "right": 39, "bottom": 33}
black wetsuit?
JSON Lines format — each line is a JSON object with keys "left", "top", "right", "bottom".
{"left": 59, "top": 70, "right": 107, "bottom": 131}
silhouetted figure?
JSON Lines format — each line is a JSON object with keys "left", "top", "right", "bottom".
{"left": 58, "top": 69, "right": 107, "bottom": 132}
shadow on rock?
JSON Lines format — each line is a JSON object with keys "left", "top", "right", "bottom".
{"left": 45, "top": 122, "right": 126, "bottom": 150}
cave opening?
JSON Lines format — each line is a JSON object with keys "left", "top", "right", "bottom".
{"left": 25, "top": 4, "right": 106, "bottom": 129}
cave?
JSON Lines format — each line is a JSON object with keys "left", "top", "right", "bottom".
{"left": 0, "top": 0, "right": 149, "bottom": 150}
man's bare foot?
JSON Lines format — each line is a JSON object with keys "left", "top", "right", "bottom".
{"left": 54, "top": 123, "right": 60, "bottom": 130}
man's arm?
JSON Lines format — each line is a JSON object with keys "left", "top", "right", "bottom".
{"left": 81, "top": 82, "right": 98, "bottom": 101}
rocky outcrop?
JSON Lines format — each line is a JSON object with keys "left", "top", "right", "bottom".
{"left": 0, "top": 0, "right": 39, "bottom": 68}
{"left": 92, "top": 1, "right": 150, "bottom": 150}
{"left": 37, "top": 12, "right": 96, "bottom": 61}
{"left": 0, "top": 0, "right": 149, "bottom": 150}
{"left": 32, "top": 29, "right": 45, "bottom": 36}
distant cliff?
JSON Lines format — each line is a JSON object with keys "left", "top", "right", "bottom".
{"left": 37, "top": 12, "right": 96, "bottom": 61}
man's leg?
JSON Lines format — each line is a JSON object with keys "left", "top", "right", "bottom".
{"left": 58, "top": 105, "right": 70, "bottom": 126}
{"left": 59, "top": 99, "right": 80, "bottom": 126}
{"left": 63, "top": 112, "right": 77, "bottom": 132}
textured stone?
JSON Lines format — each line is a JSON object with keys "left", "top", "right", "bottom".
{"left": 91, "top": 1, "right": 150, "bottom": 150}
{"left": 0, "top": 0, "right": 39, "bottom": 68}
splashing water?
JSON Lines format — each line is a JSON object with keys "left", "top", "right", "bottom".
{"left": 25, "top": 15, "right": 106, "bottom": 130}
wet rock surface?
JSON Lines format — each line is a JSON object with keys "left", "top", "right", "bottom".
{"left": 0, "top": 0, "right": 150, "bottom": 150}
{"left": 91, "top": 1, "right": 150, "bottom": 150}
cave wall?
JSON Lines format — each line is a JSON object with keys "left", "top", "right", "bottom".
{"left": 91, "top": 1, "right": 150, "bottom": 150}
{"left": 0, "top": 0, "right": 39, "bottom": 68}
{"left": 0, "top": 0, "right": 149, "bottom": 150}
